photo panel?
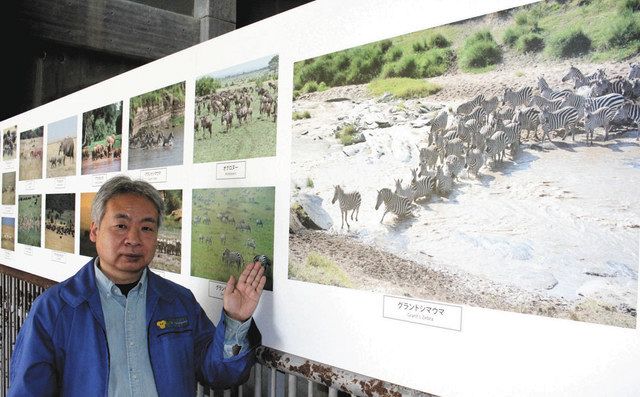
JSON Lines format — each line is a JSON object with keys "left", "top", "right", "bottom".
{"left": 2, "top": 125, "right": 17, "bottom": 161}
{"left": 17, "top": 195, "right": 42, "bottom": 247}
{"left": 191, "top": 186, "right": 275, "bottom": 291}
{"left": 193, "top": 55, "right": 279, "bottom": 163}
{"left": 151, "top": 189, "right": 183, "bottom": 273}
{"left": 2, "top": 171, "right": 16, "bottom": 205}
{"left": 47, "top": 116, "right": 77, "bottom": 178}
{"left": 79, "top": 192, "right": 97, "bottom": 258}
{"left": 1, "top": 217, "right": 15, "bottom": 251}
{"left": 129, "top": 82, "right": 186, "bottom": 170}
{"left": 288, "top": 1, "right": 639, "bottom": 329}
{"left": 81, "top": 102, "right": 123, "bottom": 175}
{"left": 19, "top": 126, "right": 43, "bottom": 181}
{"left": 45, "top": 193, "right": 76, "bottom": 254}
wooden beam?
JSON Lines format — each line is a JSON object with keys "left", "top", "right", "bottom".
{"left": 17, "top": 0, "right": 200, "bottom": 61}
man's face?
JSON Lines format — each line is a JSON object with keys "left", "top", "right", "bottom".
{"left": 89, "top": 193, "right": 159, "bottom": 283}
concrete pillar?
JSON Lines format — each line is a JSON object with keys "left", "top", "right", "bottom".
{"left": 194, "top": 0, "right": 236, "bottom": 42}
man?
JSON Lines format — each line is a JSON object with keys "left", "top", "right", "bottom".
{"left": 9, "top": 175, "right": 266, "bottom": 396}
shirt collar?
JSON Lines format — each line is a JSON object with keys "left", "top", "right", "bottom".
{"left": 94, "top": 257, "right": 148, "bottom": 297}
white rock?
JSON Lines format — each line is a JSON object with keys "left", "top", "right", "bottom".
{"left": 297, "top": 193, "right": 334, "bottom": 230}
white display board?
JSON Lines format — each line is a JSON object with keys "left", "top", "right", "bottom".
{"left": 1, "top": 1, "right": 639, "bottom": 396}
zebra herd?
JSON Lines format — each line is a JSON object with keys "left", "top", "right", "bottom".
{"left": 330, "top": 62, "right": 640, "bottom": 227}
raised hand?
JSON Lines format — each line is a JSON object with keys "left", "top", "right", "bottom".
{"left": 223, "top": 261, "right": 267, "bottom": 322}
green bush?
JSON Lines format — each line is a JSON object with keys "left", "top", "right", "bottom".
{"left": 302, "top": 81, "right": 319, "bottom": 93}
{"left": 368, "top": 78, "right": 441, "bottom": 99}
{"left": 412, "top": 40, "right": 428, "bottom": 53}
{"left": 516, "top": 33, "right": 545, "bottom": 53}
{"left": 384, "top": 46, "right": 403, "bottom": 63}
{"left": 335, "top": 124, "right": 359, "bottom": 146}
{"left": 292, "top": 111, "right": 311, "bottom": 120}
{"left": 605, "top": 12, "right": 640, "bottom": 47}
{"left": 459, "top": 30, "right": 502, "bottom": 70}
{"left": 548, "top": 28, "right": 592, "bottom": 58}
{"left": 622, "top": 0, "right": 640, "bottom": 12}
{"left": 418, "top": 48, "right": 454, "bottom": 77}
{"left": 427, "top": 33, "right": 451, "bottom": 49}
{"left": 503, "top": 25, "right": 527, "bottom": 47}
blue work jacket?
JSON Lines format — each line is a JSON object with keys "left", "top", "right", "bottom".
{"left": 9, "top": 259, "right": 261, "bottom": 396}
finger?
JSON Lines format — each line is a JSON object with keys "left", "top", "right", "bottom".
{"left": 255, "top": 275, "right": 267, "bottom": 296}
{"left": 237, "top": 262, "right": 254, "bottom": 284}
{"left": 224, "top": 275, "right": 236, "bottom": 296}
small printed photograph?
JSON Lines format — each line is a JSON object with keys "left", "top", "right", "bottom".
{"left": 79, "top": 192, "right": 97, "bottom": 258}
{"left": 1, "top": 217, "right": 15, "bottom": 251}
{"left": 19, "top": 126, "right": 44, "bottom": 181}
{"left": 129, "top": 82, "right": 185, "bottom": 170}
{"left": 2, "top": 125, "right": 17, "bottom": 161}
{"left": 191, "top": 187, "right": 275, "bottom": 291}
{"left": 2, "top": 171, "right": 16, "bottom": 205}
{"left": 81, "top": 102, "right": 122, "bottom": 175}
{"left": 193, "top": 55, "right": 279, "bottom": 163}
{"left": 47, "top": 116, "right": 77, "bottom": 178}
{"left": 45, "top": 193, "right": 75, "bottom": 254}
{"left": 18, "top": 195, "right": 42, "bottom": 247}
{"left": 151, "top": 189, "right": 183, "bottom": 273}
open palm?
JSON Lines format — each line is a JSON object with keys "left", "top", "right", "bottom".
{"left": 223, "top": 261, "right": 266, "bottom": 322}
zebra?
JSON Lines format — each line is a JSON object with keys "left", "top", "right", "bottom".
{"left": 394, "top": 179, "right": 414, "bottom": 201}
{"left": 410, "top": 168, "right": 436, "bottom": 202}
{"left": 584, "top": 93, "right": 624, "bottom": 113}
{"left": 514, "top": 107, "right": 540, "bottom": 140}
{"left": 444, "top": 155, "right": 464, "bottom": 180}
{"left": 374, "top": 188, "right": 413, "bottom": 223}
{"left": 539, "top": 106, "right": 579, "bottom": 142}
{"left": 456, "top": 94, "right": 485, "bottom": 116}
{"left": 464, "top": 148, "right": 484, "bottom": 178}
{"left": 592, "top": 77, "right": 632, "bottom": 97}
{"left": 245, "top": 238, "right": 256, "bottom": 252}
{"left": 561, "top": 65, "right": 604, "bottom": 89}
{"left": 501, "top": 121, "right": 521, "bottom": 157}
{"left": 435, "top": 165, "right": 453, "bottom": 196}
{"left": 531, "top": 94, "right": 565, "bottom": 112}
{"left": 457, "top": 118, "right": 480, "bottom": 147}
{"left": 537, "top": 77, "right": 571, "bottom": 100}
{"left": 480, "top": 96, "right": 499, "bottom": 114}
{"left": 615, "top": 102, "right": 640, "bottom": 140}
{"left": 559, "top": 92, "right": 587, "bottom": 119}
{"left": 584, "top": 106, "right": 618, "bottom": 144}
{"left": 426, "top": 110, "right": 448, "bottom": 139}
{"left": 331, "top": 185, "right": 361, "bottom": 230}
{"left": 444, "top": 137, "right": 464, "bottom": 158}
{"left": 418, "top": 145, "right": 438, "bottom": 172}
{"left": 460, "top": 106, "right": 487, "bottom": 124}
{"left": 485, "top": 130, "right": 508, "bottom": 164}
{"left": 502, "top": 86, "right": 533, "bottom": 108}
{"left": 222, "top": 248, "right": 243, "bottom": 270}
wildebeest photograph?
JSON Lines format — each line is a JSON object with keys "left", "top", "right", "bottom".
{"left": 2, "top": 171, "right": 16, "bottom": 205}
{"left": 1, "top": 217, "right": 15, "bottom": 251}
{"left": 79, "top": 192, "right": 97, "bottom": 258}
{"left": 47, "top": 116, "right": 77, "bottom": 178}
{"left": 289, "top": 0, "right": 639, "bottom": 328}
{"left": 81, "top": 102, "right": 122, "bottom": 175}
{"left": 150, "top": 189, "right": 183, "bottom": 273}
{"left": 19, "top": 126, "right": 43, "bottom": 181}
{"left": 129, "top": 82, "right": 185, "bottom": 170}
{"left": 193, "top": 55, "right": 278, "bottom": 163}
{"left": 45, "top": 193, "right": 75, "bottom": 254}
{"left": 191, "top": 187, "right": 274, "bottom": 291}
{"left": 18, "top": 195, "right": 42, "bottom": 247}
{"left": 2, "top": 125, "right": 17, "bottom": 161}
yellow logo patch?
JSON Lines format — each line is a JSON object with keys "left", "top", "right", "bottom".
{"left": 156, "top": 320, "right": 167, "bottom": 330}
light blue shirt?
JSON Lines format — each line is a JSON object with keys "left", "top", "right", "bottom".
{"left": 95, "top": 261, "right": 252, "bottom": 396}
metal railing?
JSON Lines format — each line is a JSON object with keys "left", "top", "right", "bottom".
{"left": 0, "top": 264, "right": 432, "bottom": 397}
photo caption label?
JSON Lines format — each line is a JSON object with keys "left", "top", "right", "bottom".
{"left": 383, "top": 295, "right": 462, "bottom": 331}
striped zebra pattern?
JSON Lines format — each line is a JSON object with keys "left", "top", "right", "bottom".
{"left": 464, "top": 148, "right": 484, "bottom": 178}
{"left": 332, "top": 185, "right": 362, "bottom": 229}
{"left": 410, "top": 168, "right": 436, "bottom": 202}
{"left": 394, "top": 179, "right": 414, "bottom": 200}
{"left": 629, "top": 62, "right": 640, "bottom": 79}
{"left": 559, "top": 92, "right": 586, "bottom": 119}
{"left": 592, "top": 78, "right": 632, "bottom": 97}
{"left": 419, "top": 145, "right": 438, "bottom": 172}
{"left": 444, "top": 137, "right": 465, "bottom": 158}
{"left": 444, "top": 155, "right": 464, "bottom": 179}
{"left": 561, "top": 66, "right": 604, "bottom": 89}
{"left": 539, "top": 106, "right": 579, "bottom": 142}
{"left": 617, "top": 102, "right": 640, "bottom": 140}
{"left": 435, "top": 165, "right": 453, "bottom": 196}
{"left": 531, "top": 94, "right": 564, "bottom": 112}
{"left": 375, "top": 188, "right": 413, "bottom": 223}
{"left": 537, "top": 77, "right": 571, "bottom": 100}
{"left": 514, "top": 107, "right": 540, "bottom": 140}
{"left": 222, "top": 248, "right": 243, "bottom": 270}
{"left": 584, "top": 106, "right": 618, "bottom": 144}
{"left": 426, "top": 110, "right": 448, "bottom": 136}
{"left": 485, "top": 130, "right": 508, "bottom": 163}
{"left": 584, "top": 93, "right": 624, "bottom": 113}
{"left": 481, "top": 96, "right": 499, "bottom": 114}
{"left": 461, "top": 106, "right": 487, "bottom": 124}
{"left": 456, "top": 94, "right": 485, "bottom": 115}
{"left": 503, "top": 86, "right": 533, "bottom": 108}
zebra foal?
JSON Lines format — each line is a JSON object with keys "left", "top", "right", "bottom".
{"left": 332, "top": 185, "right": 362, "bottom": 229}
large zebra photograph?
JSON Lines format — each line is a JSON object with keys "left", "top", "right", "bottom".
{"left": 289, "top": 0, "right": 639, "bottom": 328}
